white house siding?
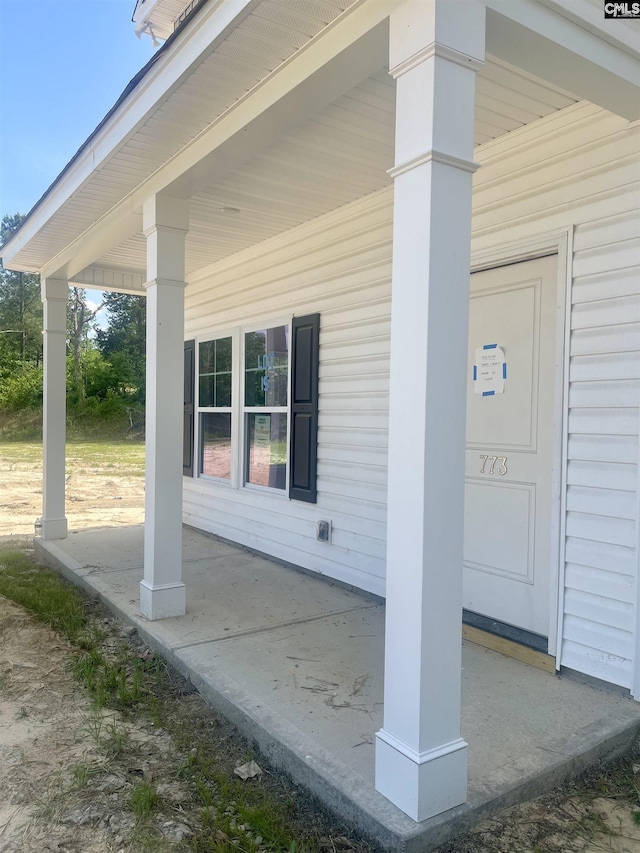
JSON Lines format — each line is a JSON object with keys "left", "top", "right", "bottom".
{"left": 183, "top": 100, "right": 639, "bottom": 688}
{"left": 472, "top": 101, "right": 640, "bottom": 689}
{"left": 183, "top": 190, "right": 393, "bottom": 597}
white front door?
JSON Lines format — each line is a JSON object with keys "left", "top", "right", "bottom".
{"left": 463, "top": 255, "right": 558, "bottom": 639}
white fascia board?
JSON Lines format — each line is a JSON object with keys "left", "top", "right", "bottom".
{"left": 534, "top": 0, "right": 640, "bottom": 58}
{"left": 485, "top": 0, "right": 640, "bottom": 119}
{"left": 1, "top": 0, "right": 258, "bottom": 272}
{"left": 41, "top": 0, "right": 393, "bottom": 282}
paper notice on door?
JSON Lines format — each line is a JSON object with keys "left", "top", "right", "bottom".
{"left": 473, "top": 344, "right": 507, "bottom": 396}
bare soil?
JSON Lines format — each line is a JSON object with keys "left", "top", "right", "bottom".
{"left": 0, "top": 441, "right": 145, "bottom": 539}
{"left": 1, "top": 440, "right": 640, "bottom": 852}
{"left": 0, "top": 595, "right": 116, "bottom": 853}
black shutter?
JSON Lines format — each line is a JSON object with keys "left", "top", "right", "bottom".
{"left": 289, "top": 314, "right": 320, "bottom": 503}
{"left": 183, "top": 339, "right": 195, "bottom": 477}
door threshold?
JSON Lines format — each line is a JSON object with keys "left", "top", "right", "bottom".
{"left": 462, "top": 610, "right": 556, "bottom": 673}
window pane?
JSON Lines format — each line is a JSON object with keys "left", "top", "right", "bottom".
{"left": 200, "top": 413, "right": 231, "bottom": 479}
{"left": 199, "top": 337, "right": 232, "bottom": 408}
{"left": 199, "top": 340, "right": 215, "bottom": 374}
{"left": 246, "top": 412, "right": 287, "bottom": 490}
{"left": 215, "top": 336, "right": 232, "bottom": 373}
{"left": 215, "top": 372, "right": 231, "bottom": 408}
{"left": 199, "top": 374, "right": 214, "bottom": 408}
{"left": 244, "top": 326, "right": 288, "bottom": 407}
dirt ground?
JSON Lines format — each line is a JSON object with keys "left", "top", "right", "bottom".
{"left": 0, "top": 441, "right": 145, "bottom": 539}
{"left": 1, "top": 441, "right": 640, "bottom": 852}
{"left": 0, "top": 595, "right": 126, "bottom": 853}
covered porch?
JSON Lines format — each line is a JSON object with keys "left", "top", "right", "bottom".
{"left": 2, "top": 0, "right": 639, "bottom": 833}
{"left": 35, "top": 524, "right": 640, "bottom": 851}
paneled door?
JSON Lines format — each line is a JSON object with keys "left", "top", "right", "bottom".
{"left": 463, "top": 255, "right": 559, "bottom": 638}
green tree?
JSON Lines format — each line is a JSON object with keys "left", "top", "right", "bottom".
{"left": 67, "top": 287, "right": 104, "bottom": 405}
{"left": 95, "top": 292, "right": 146, "bottom": 401}
{"left": 0, "top": 214, "right": 43, "bottom": 374}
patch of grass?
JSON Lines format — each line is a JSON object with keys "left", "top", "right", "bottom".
{"left": 72, "top": 762, "right": 90, "bottom": 788}
{"left": 0, "top": 439, "right": 145, "bottom": 475}
{"left": 71, "top": 643, "right": 151, "bottom": 712}
{"left": 0, "top": 549, "right": 86, "bottom": 641}
{"left": 130, "top": 780, "right": 158, "bottom": 818}
{"left": 81, "top": 709, "right": 128, "bottom": 757}
{"left": 177, "top": 744, "right": 315, "bottom": 853}
{"left": 101, "top": 720, "right": 130, "bottom": 760}
{"left": 82, "top": 709, "right": 107, "bottom": 743}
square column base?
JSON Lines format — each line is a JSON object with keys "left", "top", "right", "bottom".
{"left": 139, "top": 580, "right": 186, "bottom": 620}
{"left": 375, "top": 729, "right": 468, "bottom": 822}
{"left": 40, "top": 517, "right": 68, "bottom": 540}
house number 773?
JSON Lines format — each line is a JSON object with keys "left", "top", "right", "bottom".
{"left": 480, "top": 455, "right": 508, "bottom": 475}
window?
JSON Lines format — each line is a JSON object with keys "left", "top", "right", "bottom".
{"left": 198, "top": 336, "right": 232, "bottom": 480}
{"left": 191, "top": 314, "right": 319, "bottom": 502}
{"left": 244, "top": 325, "right": 289, "bottom": 490}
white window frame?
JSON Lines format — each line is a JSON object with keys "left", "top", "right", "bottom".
{"left": 196, "top": 315, "right": 292, "bottom": 496}
{"left": 195, "top": 328, "right": 237, "bottom": 487}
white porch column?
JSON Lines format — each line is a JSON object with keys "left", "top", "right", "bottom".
{"left": 375, "top": 1, "right": 485, "bottom": 822}
{"left": 41, "top": 278, "right": 69, "bottom": 540}
{"left": 140, "top": 195, "right": 189, "bottom": 620}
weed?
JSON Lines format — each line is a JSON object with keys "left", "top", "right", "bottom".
{"left": 72, "top": 647, "right": 147, "bottom": 711}
{"left": 130, "top": 780, "right": 158, "bottom": 817}
{"left": 101, "top": 721, "right": 129, "bottom": 760}
{"left": 72, "top": 762, "right": 89, "bottom": 788}
{"left": 194, "top": 773, "right": 215, "bottom": 808}
{"left": 16, "top": 706, "right": 28, "bottom": 719}
{"left": 238, "top": 788, "right": 304, "bottom": 849}
{"left": 77, "top": 623, "right": 108, "bottom": 651}
{"left": 148, "top": 695, "right": 162, "bottom": 728}
{"left": 0, "top": 672, "right": 8, "bottom": 691}
{"left": 0, "top": 549, "right": 86, "bottom": 641}
{"left": 81, "top": 710, "right": 130, "bottom": 760}
{"left": 82, "top": 710, "right": 106, "bottom": 743}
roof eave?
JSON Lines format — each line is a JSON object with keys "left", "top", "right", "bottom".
{"left": 1, "top": 0, "right": 253, "bottom": 273}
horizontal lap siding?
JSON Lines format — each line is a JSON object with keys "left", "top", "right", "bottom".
{"left": 473, "top": 102, "right": 640, "bottom": 688}
{"left": 183, "top": 101, "right": 638, "bottom": 687}
{"left": 184, "top": 191, "right": 392, "bottom": 597}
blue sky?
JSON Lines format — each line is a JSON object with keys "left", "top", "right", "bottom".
{"left": 0, "top": 0, "right": 157, "bottom": 218}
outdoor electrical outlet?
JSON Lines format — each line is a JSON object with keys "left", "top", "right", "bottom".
{"left": 316, "top": 520, "right": 331, "bottom": 542}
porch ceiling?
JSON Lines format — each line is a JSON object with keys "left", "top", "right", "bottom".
{"left": 95, "top": 56, "right": 577, "bottom": 282}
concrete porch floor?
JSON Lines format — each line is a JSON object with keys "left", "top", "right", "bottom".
{"left": 35, "top": 525, "right": 640, "bottom": 852}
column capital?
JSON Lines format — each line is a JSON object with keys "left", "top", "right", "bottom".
{"left": 41, "top": 278, "right": 69, "bottom": 301}
{"left": 389, "top": 0, "right": 485, "bottom": 72}
{"left": 388, "top": 149, "right": 480, "bottom": 179}
{"left": 143, "top": 194, "right": 189, "bottom": 234}
{"left": 143, "top": 277, "right": 188, "bottom": 291}
{"left": 389, "top": 41, "right": 484, "bottom": 80}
